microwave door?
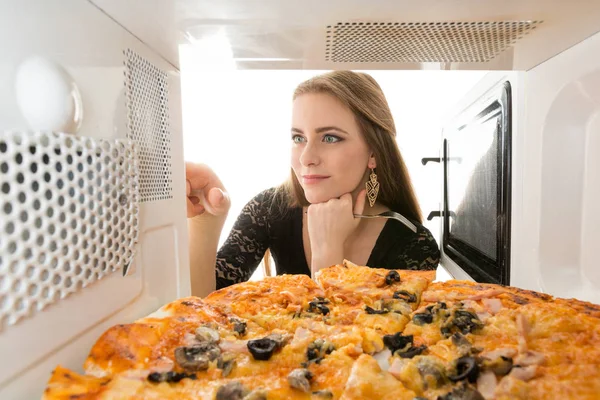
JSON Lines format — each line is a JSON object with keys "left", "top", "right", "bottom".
{"left": 443, "top": 82, "right": 512, "bottom": 285}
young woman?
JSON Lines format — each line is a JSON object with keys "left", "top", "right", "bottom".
{"left": 186, "top": 71, "right": 440, "bottom": 293}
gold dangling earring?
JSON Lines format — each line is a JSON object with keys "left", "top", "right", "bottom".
{"left": 366, "top": 168, "right": 380, "bottom": 207}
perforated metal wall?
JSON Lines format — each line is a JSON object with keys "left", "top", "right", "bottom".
{"left": 0, "top": 131, "right": 139, "bottom": 329}
{"left": 124, "top": 49, "right": 173, "bottom": 202}
{"left": 325, "top": 20, "right": 542, "bottom": 63}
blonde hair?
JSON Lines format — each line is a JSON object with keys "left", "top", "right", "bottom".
{"left": 275, "top": 70, "right": 422, "bottom": 223}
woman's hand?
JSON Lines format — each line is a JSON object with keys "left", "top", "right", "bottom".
{"left": 307, "top": 190, "right": 367, "bottom": 275}
{"left": 186, "top": 162, "right": 230, "bottom": 218}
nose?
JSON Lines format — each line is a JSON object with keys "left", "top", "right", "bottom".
{"left": 299, "top": 141, "right": 321, "bottom": 167}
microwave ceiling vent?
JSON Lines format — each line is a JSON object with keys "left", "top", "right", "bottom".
{"left": 325, "top": 20, "right": 542, "bottom": 63}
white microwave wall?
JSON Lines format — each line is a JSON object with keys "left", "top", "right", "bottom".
{"left": 0, "top": 1, "right": 190, "bottom": 398}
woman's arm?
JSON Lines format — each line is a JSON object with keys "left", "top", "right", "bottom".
{"left": 188, "top": 212, "right": 229, "bottom": 296}
{"left": 215, "top": 189, "right": 274, "bottom": 289}
{"left": 185, "top": 162, "right": 230, "bottom": 296}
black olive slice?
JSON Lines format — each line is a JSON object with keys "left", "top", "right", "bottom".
{"left": 247, "top": 338, "right": 278, "bottom": 361}
{"left": 398, "top": 344, "right": 427, "bottom": 359}
{"left": 413, "top": 312, "right": 434, "bottom": 325}
{"left": 309, "top": 301, "right": 330, "bottom": 315}
{"left": 383, "top": 332, "right": 414, "bottom": 354}
{"left": 448, "top": 356, "right": 480, "bottom": 383}
{"left": 385, "top": 270, "right": 401, "bottom": 285}
{"left": 365, "top": 305, "right": 389, "bottom": 315}
{"left": 393, "top": 290, "right": 417, "bottom": 303}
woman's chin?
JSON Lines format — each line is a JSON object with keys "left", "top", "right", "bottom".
{"left": 304, "top": 191, "right": 330, "bottom": 204}
{"left": 304, "top": 190, "right": 341, "bottom": 204}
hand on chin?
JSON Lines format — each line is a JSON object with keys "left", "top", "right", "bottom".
{"left": 306, "top": 190, "right": 367, "bottom": 276}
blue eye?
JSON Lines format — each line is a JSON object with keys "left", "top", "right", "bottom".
{"left": 323, "top": 134, "right": 342, "bottom": 144}
{"left": 292, "top": 135, "right": 305, "bottom": 144}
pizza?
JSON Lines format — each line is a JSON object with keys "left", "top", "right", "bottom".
{"left": 43, "top": 261, "right": 600, "bottom": 399}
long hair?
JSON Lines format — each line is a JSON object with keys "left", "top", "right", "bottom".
{"left": 275, "top": 71, "right": 422, "bottom": 223}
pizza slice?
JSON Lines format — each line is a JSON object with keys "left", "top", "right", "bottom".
{"left": 386, "top": 280, "right": 600, "bottom": 399}
{"left": 204, "top": 273, "right": 326, "bottom": 333}
{"left": 315, "top": 260, "right": 435, "bottom": 340}
{"left": 84, "top": 296, "right": 267, "bottom": 377}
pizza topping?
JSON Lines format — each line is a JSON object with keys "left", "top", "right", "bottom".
{"left": 230, "top": 318, "right": 247, "bottom": 337}
{"left": 393, "top": 290, "right": 417, "bottom": 303}
{"left": 451, "top": 333, "right": 474, "bottom": 357}
{"left": 481, "top": 298, "right": 503, "bottom": 314}
{"left": 364, "top": 298, "right": 412, "bottom": 315}
{"left": 481, "top": 355, "right": 513, "bottom": 376}
{"left": 383, "top": 332, "right": 413, "bottom": 354}
{"left": 147, "top": 371, "right": 197, "bottom": 383}
{"left": 149, "top": 356, "right": 175, "bottom": 373}
{"left": 280, "top": 290, "right": 300, "bottom": 304}
{"left": 450, "top": 332, "right": 470, "bottom": 347}
{"left": 481, "top": 347, "right": 517, "bottom": 361}
{"left": 174, "top": 343, "right": 221, "bottom": 371}
{"left": 508, "top": 365, "right": 537, "bottom": 381}
{"left": 219, "top": 339, "right": 249, "bottom": 354}
{"left": 441, "top": 309, "right": 483, "bottom": 337}
{"left": 312, "top": 389, "right": 334, "bottom": 399}
{"left": 246, "top": 333, "right": 289, "bottom": 360}
{"left": 385, "top": 270, "right": 401, "bottom": 285}
{"left": 266, "top": 332, "right": 290, "bottom": 348}
{"left": 216, "top": 381, "right": 245, "bottom": 398}
{"left": 401, "top": 345, "right": 427, "bottom": 359}
{"left": 217, "top": 353, "right": 237, "bottom": 377}
{"left": 365, "top": 305, "right": 389, "bottom": 315}
{"left": 383, "top": 333, "right": 427, "bottom": 358}
{"left": 304, "top": 339, "right": 336, "bottom": 366}
{"left": 448, "top": 356, "right": 480, "bottom": 383}
{"left": 514, "top": 350, "right": 545, "bottom": 367}
{"left": 287, "top": 368, "right": 313, "bottom": 392}
{"left": 244, "top": 390, "right": 268, "bottom": 400}
{"left": 476, "top": 370, "right": 498, "bottom": 399}
{"left": 467, "top": 288, "right": 505, "bottom": 301}
{"left": 291, "top": 327, "right": 311, "bottom": 345}
{"left": 516, "top": 314, "right": 531, "bottom": 352}
{"left": 412, "top": 311, "right": 434, "bottom": 325}
{"left": 247, "top": 338, "right": 278, "bottom": 361}
{"left": 438, "top": 382, "right": 485, "bottom": 400}
{"left": 308, "top": 297, "right": 330, "bottom": 315}
{"left": 416, "top": 357, "right": 448, "bottom": 389}
{"left": 195, "top": 326, "right": 220, "bottom": 344}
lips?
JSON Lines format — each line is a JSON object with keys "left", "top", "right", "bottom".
{"left": 301, "top": 175, "right": 330, "bottom": 185}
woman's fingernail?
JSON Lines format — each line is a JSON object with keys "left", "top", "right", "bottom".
{"left": 215, "top": 188, "right": 225, "bottom": 203}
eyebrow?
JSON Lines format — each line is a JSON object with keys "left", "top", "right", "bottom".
{"left": 291, "top": 126, "right": 350, "bottom": 135}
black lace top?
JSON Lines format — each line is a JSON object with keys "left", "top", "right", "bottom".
{"left": 215, "top": 188, "right": 440, "bottom": 289}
